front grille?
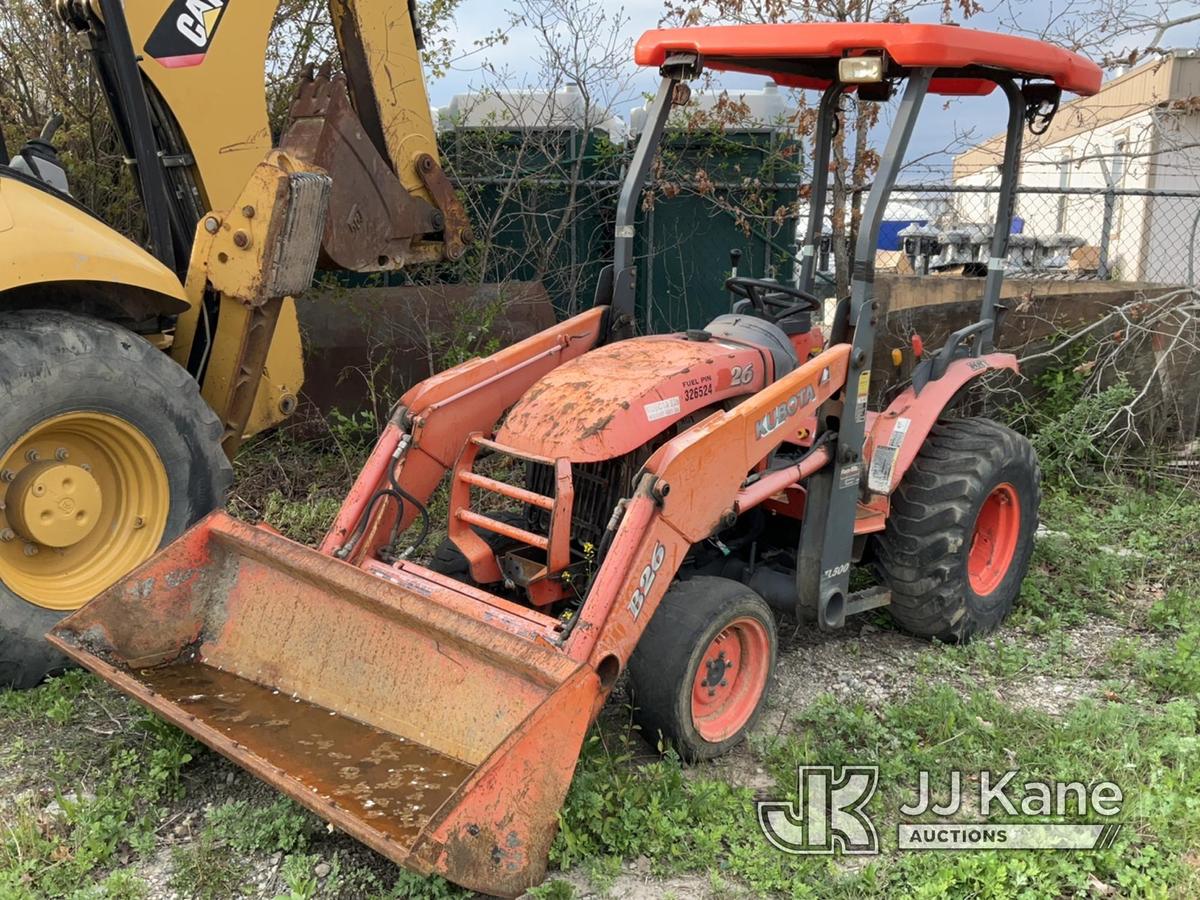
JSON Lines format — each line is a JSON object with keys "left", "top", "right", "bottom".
{"left": 526, "top": 457, "right": 634, "bottom": 550}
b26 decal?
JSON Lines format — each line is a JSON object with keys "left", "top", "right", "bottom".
{"left": 628, "top": 542, "right": 667, "bottom": 620}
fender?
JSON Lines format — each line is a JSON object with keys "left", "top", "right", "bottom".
{"left": 0, "top": 174, "right": 189, "bottom": 319}
{"left": 864, "top": 353, "right": 1019, "bottom": 496}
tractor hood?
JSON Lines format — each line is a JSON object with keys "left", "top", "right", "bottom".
{"left": 495, "top": 333, "right": 767, "bottom": 463}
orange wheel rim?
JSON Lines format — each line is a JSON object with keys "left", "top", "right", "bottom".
{"left": 691, "top": 616, "right": 771, "bottom": 743}
{"left": 968, "top": 482, "right": 1020, "bottom": 596}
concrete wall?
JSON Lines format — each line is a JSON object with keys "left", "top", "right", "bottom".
{"left": 871, "top": 274, "right": 1198, "bottom": 438}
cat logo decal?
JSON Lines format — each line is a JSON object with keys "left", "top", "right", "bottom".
{"left": 145, "top": 0, "right": 229, "bottom": 69}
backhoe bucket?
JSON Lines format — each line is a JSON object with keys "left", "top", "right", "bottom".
{"left": 47, "top": 513, "right": 598, "bottom": 897}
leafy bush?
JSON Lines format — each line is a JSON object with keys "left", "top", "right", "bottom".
{"left": 1029, "top": 382, "right": 1134, "bottom": 486}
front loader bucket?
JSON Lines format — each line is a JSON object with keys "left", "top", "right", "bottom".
{"left": 48, "top": 513, "right": 598, "bottom": 897}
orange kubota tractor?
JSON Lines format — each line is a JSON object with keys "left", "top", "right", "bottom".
{"left": 50, "top": 23, "right": 1101, "bottom": 897}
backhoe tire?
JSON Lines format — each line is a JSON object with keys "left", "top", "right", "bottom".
{"left": 427, "top": 510, "right": 530, "bottom": 586}
{"left": 873, "top": 417, "right": 1040, "bottom": 643}
{"left": 629, "top": 577, "right": 776, "bottom": 762}
{"left": 0, "top": 310, "right": 232, "bottom": 690}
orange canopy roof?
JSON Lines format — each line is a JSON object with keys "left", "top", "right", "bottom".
{"left": 634, "top": 23, "right": 1102, "bottom": 97}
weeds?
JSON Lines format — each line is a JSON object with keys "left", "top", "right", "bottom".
{"left": 168, "top": 830, "right": 248, "bottom": 900}
{"left": 759, "top": 686, "right": 1200, "bottom": 897}
{"left": 1136, "top": 625, "right": 1200, "bottom": 699}
{"left": 278, "top": 852, "right": 320, "bottom": 899}
{"left": 377, "top": 870, "right": 469, "bottom": 899}
{"left": 206, "top": 797, "right": 316, "bottom": 856}
{"left": 0, "top": 670, "right": 92, "bottom": 723}
{"left": 553, "top": 715, "right": 829, "bottom": 894}
{"left": 0, "top": 695, "right": 197, "bottom": 898}
{"left": 584, "top": 855, "right": 620, "bottom": 895}
{"left": 525, "top": 879, "right": 575, "bottom": 899}
{"left": 72, "top": 869, "right": 150, "bottom": 899}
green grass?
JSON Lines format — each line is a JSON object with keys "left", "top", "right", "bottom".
{"left": 168, "top": 830, "right": 249, "bottom": 900}
{"left": 525, "top": 879, "right": 576, "bottom": 899}
{"left": 0, "top": 669, "right": 93, "bottom": 724}
{"left": 547, "top": 478, "right": 1200, "bottom": 898}
{"left": 0, "top": 707, "right": 196, "bottom": 898}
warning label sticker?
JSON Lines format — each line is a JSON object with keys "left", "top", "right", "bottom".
{"left": 868, "top": 416, "right": 911, "bottom": 493}
{"left": 644, "top": 396, "right": 682, "bottom": 422}
{"left": 855, "top": 371, "right": 871, "bottom": 423}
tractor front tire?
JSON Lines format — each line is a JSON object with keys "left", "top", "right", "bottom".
{"left": 0, "top": 311, "right": 231, "bottom": 689}
{"left": 629, "top": 577, "right": 777, "bottom": 762}
{"left": 873, "top": 417, "right": 1040, "bottom": 643}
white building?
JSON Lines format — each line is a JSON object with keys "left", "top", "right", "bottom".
{"left": 436, "top": 84, "right": 627, "bottom": 141}
{"left": 952, "top": 51, "right": 1200, "bottom": 282}
{"left": 629, "top": 81, "right": 795, "bottom": 135}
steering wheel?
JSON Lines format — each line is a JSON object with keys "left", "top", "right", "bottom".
{"left": 724, "top": 277, "right": 822, "bottom": 323}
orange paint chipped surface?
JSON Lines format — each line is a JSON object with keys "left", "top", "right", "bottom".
{"left": 496, "top": 334, "right": 766, "bottom": 462}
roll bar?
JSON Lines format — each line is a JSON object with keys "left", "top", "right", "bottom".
{"left": 607, "top": 49, "right": 1059, "bottom": 631}
{"left": 612, "top": 55, "right": 1045, "bottom": 359}
{"left": 608, "top": 54, "right": 701, "bottom": 341}
{"left": 795, "top": 67, "right": 1045, "bottom": 631}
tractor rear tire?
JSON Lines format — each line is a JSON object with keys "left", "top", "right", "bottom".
{"left": 629, "top": 577, "right": 776, "bottom": 762}
{"left": 427, "top": 510, "right": 529, "bottom": 586}
{"left": 0, "top": 311, "right": 232, "bottom": 689}
{"left": 873, "top": 417, "right": 1040, "bottom": 643}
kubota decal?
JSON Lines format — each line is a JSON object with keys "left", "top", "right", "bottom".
{"left": 145, "top": 0, "right": 229, "bottom": 69}
{"left": 755, "top": 384, "right": 817, "bottom": 440}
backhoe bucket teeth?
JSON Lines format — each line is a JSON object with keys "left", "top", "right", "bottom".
{"left": 47, "top": 513, "right": 598, "bottom": 898}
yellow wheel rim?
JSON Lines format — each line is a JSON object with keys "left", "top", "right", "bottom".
{"left": 0, "top": 412, "right": 169, "bottom": 611}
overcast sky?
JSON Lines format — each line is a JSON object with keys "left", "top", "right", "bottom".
{"left": 425, "top": 1, "right": 1200, "bottom": 177}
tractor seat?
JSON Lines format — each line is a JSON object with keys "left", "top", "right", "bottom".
{"left": 705, "top": 314, "right": 798, "bottom": 381}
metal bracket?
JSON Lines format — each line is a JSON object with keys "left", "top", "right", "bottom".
{"left": 158, "top": 152, "right": 196, "bottom": 169}
{"left": 911, "top": 319, "right": 993, "bottom": 395}
{"left": 844, "top": 587, "right": 891, "bottom": 618}
{"left": 1022, "top": 83, "right": 1062, "bottom": 135}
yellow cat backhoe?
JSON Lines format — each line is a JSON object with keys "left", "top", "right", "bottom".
{"left": 0, "top": 0, "right": 472, "bottom": 687}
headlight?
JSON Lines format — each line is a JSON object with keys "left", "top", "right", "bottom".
{"left": 838, "top": 56, "right": 885, "bottom": 84}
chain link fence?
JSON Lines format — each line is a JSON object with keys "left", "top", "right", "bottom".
{"left": 817, "top": 183, "right": 1200, "bottom": 286}
{"left": 442, "top": 125, "right": 802, "bottom": 332}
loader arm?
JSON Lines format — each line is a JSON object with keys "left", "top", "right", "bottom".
{"left": 322, "top": 308, "right": 609, "bottom": 564}
{"left": 85, "top": 0, "right": 456, "bottom": 255}
{"left": 56, "top": 0, "right": 472, "bottom": 448}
